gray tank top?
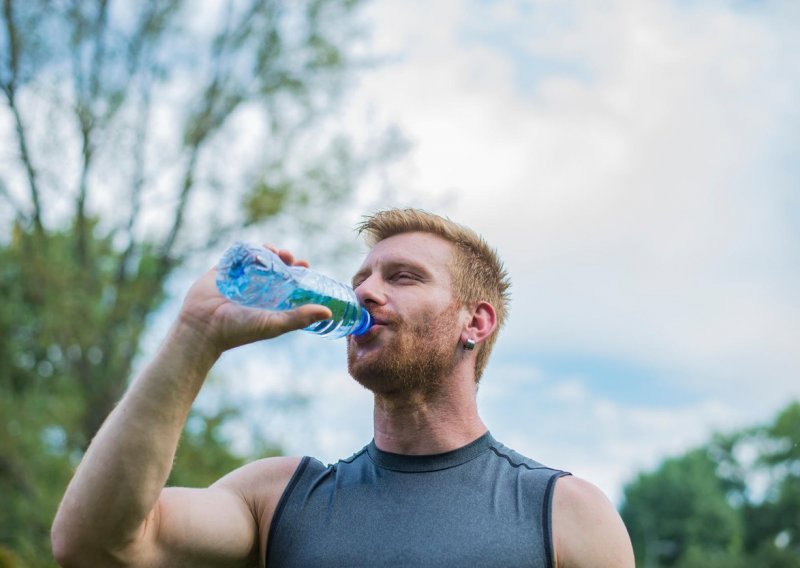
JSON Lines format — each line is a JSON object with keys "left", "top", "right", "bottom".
{"left": 266, "top": 432, "right": 569, "bottom": 567}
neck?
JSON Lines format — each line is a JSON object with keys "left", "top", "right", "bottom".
{"left": 372, "top": 371, "right": 487, "bottom": 455}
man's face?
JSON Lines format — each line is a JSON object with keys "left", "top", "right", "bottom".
{"left": 347, "top": 232, "right": 465, "bottom": 396}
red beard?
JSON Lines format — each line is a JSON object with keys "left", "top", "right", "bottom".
{"left": 347, "top": 302, "right": 462, "bottom": 397}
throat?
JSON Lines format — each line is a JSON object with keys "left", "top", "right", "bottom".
{"left": 372, "top": 388, "right": 486, "bottom": 456}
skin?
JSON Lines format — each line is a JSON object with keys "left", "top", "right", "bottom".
{"left": 51, "top": 233, "right": 634, "bottom": 568}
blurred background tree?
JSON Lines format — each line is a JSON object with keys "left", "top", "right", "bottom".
{"left": 0, "top": 0, "right": 386, "bottom": 564}
{"left": 621, "top": 401, "right": 800, "bottom": 567}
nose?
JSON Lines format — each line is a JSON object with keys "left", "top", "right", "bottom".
{"left": 354, "top": 273, "right": 386, "bottom": 307}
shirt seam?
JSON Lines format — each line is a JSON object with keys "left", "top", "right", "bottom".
{"left": 544, "top": 471, "right": 571, "bottom": 568}
{"left": 488, "top": 445, "right": 558, "bottom": 471}
{"left": 265, "top": 456, "right": 310, "bottom": 565}
{"left": 365, "top": 433, "right": 494, "bottom": 473}
{"left": 365, "top": 446, "right": 490, "bottom": 473}
{"left": 340, "top": 447, "right": 368, "bottom": 465}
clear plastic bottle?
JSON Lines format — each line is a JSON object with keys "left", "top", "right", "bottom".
{"left": 215, "top": 242, "right": 372, "bottom": 339}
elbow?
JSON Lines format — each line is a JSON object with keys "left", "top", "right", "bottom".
{"left": 51, "top": 527, "right": 120, "bottom": 568}
{"left": 51, "top": 507, "right": 145, "bottom": 568}
{"left": 51, "top": 522, "right": 75, "bottom": 567}
{"left": 51, "top": 511, "right": 81, "bottom": 568}
{"left": 51, "top": 509, "right": 98, "bottom": 568}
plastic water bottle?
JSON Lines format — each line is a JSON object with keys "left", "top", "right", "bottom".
{"left": 215, "top": 242, "right": 372, "bottom": 339}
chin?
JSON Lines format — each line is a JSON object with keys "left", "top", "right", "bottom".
{"left": 347, "top": 353, "right": 382, "bottom": 389}
{"left": 347, "top": 351, "right": 448, "bottom": 399}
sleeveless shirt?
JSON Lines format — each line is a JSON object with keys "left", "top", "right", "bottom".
{"left": 266, "top": 432, "right": 570, "bottom": 567}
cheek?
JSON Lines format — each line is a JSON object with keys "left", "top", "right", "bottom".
{"left": 421, "top": 303, "right": 461, "bottom": 334}
{"left": 389, "top": 288, "right": 458, "bottom": 329}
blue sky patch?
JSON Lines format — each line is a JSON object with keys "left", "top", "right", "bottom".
{"left": 492, "top": 346, "right": 699, "bottom": 407}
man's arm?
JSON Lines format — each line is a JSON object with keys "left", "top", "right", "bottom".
{"left": 552, "top": 475, "right": 635, "bottom": 568}
{"left": 145, "top": 454, "right": 302, "bottom": 567}
{"left": 51, "top": 254, "right": 331, "bottom": 568}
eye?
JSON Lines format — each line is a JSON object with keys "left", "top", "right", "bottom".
{"left": 391, "top": 271, "right": 417, "bottom": 282}
{"left": 351, "top": 272, "right": 370, "bottom": 288}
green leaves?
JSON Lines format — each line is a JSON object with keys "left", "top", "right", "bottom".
{"left": 622, "top": 449, "right": 743, "bottom": 566}
{"left": 763, "top": 402, "right": 800, "bottom": 465}
{"left": 621, "top": 402, "right": 800, "bottom": 567}
{"left": 243, "top": 178, "right": 292, "bottom": 224}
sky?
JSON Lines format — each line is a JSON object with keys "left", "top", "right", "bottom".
{"left": 194, "top": 0, "right": 800, "bottom": 505}
{"left": 1, "top": 0, "right": 797, "bottom": 512}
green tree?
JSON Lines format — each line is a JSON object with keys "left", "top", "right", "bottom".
{"left": 621, "top": 401, "right": 800, "bottom": 568}
{"left": 732, "top": 402, "right": 800, "bottom": 565}
{"left": 0, "top": 1, "right": 377, "bottom": 565}
{"left": 621, "top": 448, "right": 743, "bottom": 567}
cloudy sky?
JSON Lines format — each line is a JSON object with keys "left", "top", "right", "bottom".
{"left": 206, "top": 0, "right": 800, "bottom": 505}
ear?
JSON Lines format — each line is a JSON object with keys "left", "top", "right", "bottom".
{"left": 461, "top": 301, "right": 497, "bottom": 347}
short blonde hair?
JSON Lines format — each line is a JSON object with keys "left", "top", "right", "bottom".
{"left": 356, "top": 208, "right": 510, "bottom": 381}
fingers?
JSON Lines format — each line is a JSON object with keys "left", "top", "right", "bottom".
{"left": 295, "top": 304, "right": 333, "bottom": 327}
{"left": 262, "top": 243, "right": 311, "bottom": 268}
{"left": 268, "top": 304, "right": 333, "bottom": 336}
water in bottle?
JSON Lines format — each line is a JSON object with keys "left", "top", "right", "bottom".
{"left": 216, "top": 242, "right": 372, "bottom": 339}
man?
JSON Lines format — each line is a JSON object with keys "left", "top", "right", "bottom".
{"left": 52, "top": 208, "right": 634, "bottom": 567}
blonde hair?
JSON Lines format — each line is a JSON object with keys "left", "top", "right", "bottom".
{"left": 356, "top": 208, "right": 511, "bottom": 381}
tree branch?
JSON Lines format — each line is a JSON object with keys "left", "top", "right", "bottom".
{"left": 158, "top": 144, "right": 199, "bottom": 273}
{"left": 157, "top": 5, "right": 243, "bottom": 269}
{"left": 73, "top": 0, "right": 110, "bottom": 266}
{"left": 1, "top": 0, "right": 44, "bottom": 235}
{"left": 108, "top": 3, "right": 183, "bottom": 287}
{"left": 114, "top": 79, "right": 151, "bottom": 286}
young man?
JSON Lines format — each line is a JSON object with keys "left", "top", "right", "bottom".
{"left": 52, "top": 209, "right": 634, "bottom": 567}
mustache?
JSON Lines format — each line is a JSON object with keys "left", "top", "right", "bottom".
{"left": 366, "top": 309, "right": 398, "bottom": 327}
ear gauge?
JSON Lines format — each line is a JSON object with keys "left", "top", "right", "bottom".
{"left": 463, "top": 338, "right": 476, "bottom": 351}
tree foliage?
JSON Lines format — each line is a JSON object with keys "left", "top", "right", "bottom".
{"left": 621, "top": 401, "right": 800, "bottom": 567}
{"left": 622, "top": 448, "right": 743, "bottom": 566}
{"left": 0, "top": 0, "right": 370, "bottom": 565}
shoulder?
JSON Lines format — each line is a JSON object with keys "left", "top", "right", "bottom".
{"left": 211, "top": 455, "right": 307, "bottom": 521}
{"left": 213, "top": 455, "right": 305, "bottom": 498}
{"left": 212, "top": 456, "right": 307, "bottom": 564}
{"left": 551, "top": 475, "right": 635, "bottom": 568}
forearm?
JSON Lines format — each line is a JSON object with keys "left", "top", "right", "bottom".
{"left": 52, "top": 321, "right": 220, "bottom": 560}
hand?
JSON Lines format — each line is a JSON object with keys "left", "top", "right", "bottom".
{"left": 176, "top": 245, "right": 333, "bottom": 356}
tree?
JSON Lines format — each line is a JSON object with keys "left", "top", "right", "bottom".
{"left": 730, "top": 402, "right": 800, "bottom": 565}
{"left": 621, "top": 401, "right": 800, "bottom": 568}
{"left": 621, "top": 448, "right": 743, "bottom": 567}
{"left": 0, "top": 1, "right": 378, "bottom": 564}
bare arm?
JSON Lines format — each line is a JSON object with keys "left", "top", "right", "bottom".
{"left": 51, "top": 250, "right": 331, "bottom": 567}
{"left": 552, "top": 476, "right": 635, "bottom": 568}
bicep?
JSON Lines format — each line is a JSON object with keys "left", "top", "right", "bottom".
{"left": 138, "top": 456, "right": 301, "bottom": 568}
{"left": 552, "top": 476, "right": 635, "bottom": 568}
{"left": 145, "top": 485, "right": 258, "bottom": 567}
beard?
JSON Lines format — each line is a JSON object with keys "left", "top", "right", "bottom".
{"left": 347, "top": 302, "right": 461, "bottom": 398}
